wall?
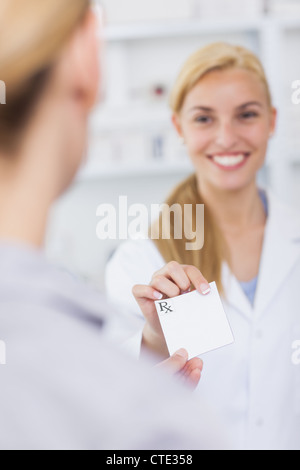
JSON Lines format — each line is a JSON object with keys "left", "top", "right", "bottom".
{"left": 45, "top": 1, "right": 300, "bottom": 291}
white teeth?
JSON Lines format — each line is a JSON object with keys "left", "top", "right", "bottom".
{"left": 212, "top": 154, "right": 246, "bottom": 167}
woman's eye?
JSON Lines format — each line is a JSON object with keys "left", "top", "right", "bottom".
{"left": 195, "top": 116, "right": 212, "bottom": 124}
{"left": 240, "top": 111, "right": 259, "bottom": 120}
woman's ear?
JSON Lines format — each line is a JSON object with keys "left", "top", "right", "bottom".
{"left": 61, "top": 9, "right": 101, "bottom": 112}
{"left": 269, "top": 107, "right": 277, "bottom": 137}
{"left": 172, "top": 113, "right": 184, "bottom": 138}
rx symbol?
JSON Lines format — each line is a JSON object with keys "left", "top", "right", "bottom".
{"left": 158, "top": 301, "right": 173, "bottom": 315}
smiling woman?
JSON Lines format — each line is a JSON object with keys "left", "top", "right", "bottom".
{"left": 105, "top": 41, "right": 300, "bottom": 450}
{"left": 148, "top": 43, "right": 277, "bottom": 293}
{"left": 177, "top": 68, "right": 276, "bottom": 180}
{"left": 189, "top": 100, "right": 267, "bottom": 169}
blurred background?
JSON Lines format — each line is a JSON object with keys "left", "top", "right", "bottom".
{"left": 46, "top": 0, "right": 300, "bottom": 291}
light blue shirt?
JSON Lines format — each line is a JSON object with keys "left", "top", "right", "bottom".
{"left": 0, "top": 242, "right": 225, "bottom": 450}
{"left": 239, "top": 189, "right": 268, "bottom": 306}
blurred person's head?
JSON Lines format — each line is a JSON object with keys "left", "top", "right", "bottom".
{"left": 0, "top": 0, "right": 100, "bottom": 196}
{"left": 170, "top": 42, "right": 277, "bottom": 193}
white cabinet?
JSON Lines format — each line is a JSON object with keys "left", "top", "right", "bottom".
{"left": 47, "top": 3, "right": 300, "bottom": 288}
{"left": 79, "top": 6, "right": 300, "bottom": 207}
{"left": 101, "top": 0, "right": 193, "bottom": 23}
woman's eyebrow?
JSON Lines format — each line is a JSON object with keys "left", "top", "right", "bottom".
{"left": 236, "top": 101, "right": 263, "bottom": 109}
{"left": 188, "top": 101, "right": 263, "bottom": 113}
{"left": 188, "top": 106, "right": 215, "bottom": 113}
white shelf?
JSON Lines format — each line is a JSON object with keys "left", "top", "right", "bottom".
{"left": 89, "top": 106, "right": 171, "bottom": 132}
{"left": 287, "top": 152, "right": 300, "bottom": 164}
{"left": 85, "top": 14, "right": 300, "bottom": 194}
{"left": 76, "top": 160, "right": 194, "bottom": 182}
{"left": 278, "top": 17, "right": 300, "bottom": 30}
{"left": 103, "top": 16, "right": 300, "bottom": 42}
{"left": 104, "top": 18, "right": 264, "bottom": 42}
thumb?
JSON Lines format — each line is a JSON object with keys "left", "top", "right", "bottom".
{"left": 156, "top": 348, "right": 189, "bottom": 374}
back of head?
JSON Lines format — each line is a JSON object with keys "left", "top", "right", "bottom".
{"left": 0, "top": 0, "right": 89, "bottom": 153}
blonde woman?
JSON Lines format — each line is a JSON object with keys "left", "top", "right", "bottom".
{"left": 106, "top": 43, "right": 300, "bottom": 450}
{"left": 0, "top": 0, "right": 225, "bottom": 450}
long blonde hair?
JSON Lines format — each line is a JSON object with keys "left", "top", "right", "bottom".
{"left": 0, "top": 0, "right": 90, "bottom": 153}
{"left": 152, "top": 43, "right": 273, "bottom": 294}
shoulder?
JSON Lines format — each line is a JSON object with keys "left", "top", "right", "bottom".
{"left": 267, "top": 189, "right": 300, "bottom": 238}
{"left": 106, "top": 238, "right": 165, "bottom": 285}
{"left": 111, "top": 237, "right": 164, "bottom": 262}
{"left": 0, "top": 304, "right": 225, "bottom": 449}
{"left": 105, "top": 238, "right": 166, "bottom": 312}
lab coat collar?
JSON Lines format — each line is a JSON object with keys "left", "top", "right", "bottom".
{"left": 254, "top": 190, "right": 300, "bottom": 318}
{"left": 221, "top": 189, "right": 300, "bottom": 320}
{"left": 222, "top": 263, "right": 253, "bottom": 320}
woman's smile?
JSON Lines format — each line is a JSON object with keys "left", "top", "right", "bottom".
{"left": 206, "top": 152, "right": 251, "bottom": 171}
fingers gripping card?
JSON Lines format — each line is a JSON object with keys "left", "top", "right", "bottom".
{"left": 155, "top": 282, "right": 234, "bottom": 359}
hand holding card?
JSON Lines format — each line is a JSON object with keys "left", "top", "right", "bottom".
{"left": 155, "top": 282, "right": 234, "bottom": 359}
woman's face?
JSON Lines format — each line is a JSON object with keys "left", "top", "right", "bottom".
{"left": 174, "top": 68, "right": 277, "bottom": 192}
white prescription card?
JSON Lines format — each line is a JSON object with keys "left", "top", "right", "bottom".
{"left": 155, "top": 282, "right": 234, "bottom": 359}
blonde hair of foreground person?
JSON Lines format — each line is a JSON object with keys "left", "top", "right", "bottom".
{"left": 151, "top": 43, "right": 273, "bottom": 295}
{"left": 0, "top": 0, "right": 90, "bottom": 154}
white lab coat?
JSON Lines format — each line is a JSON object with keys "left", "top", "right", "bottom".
{"left": 105, "top": 189, "right": 300, "bottom": 450}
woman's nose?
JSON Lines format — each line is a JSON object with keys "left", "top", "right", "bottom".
{"left": 215, "top": 122, "right": 238, "bottom": 149}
